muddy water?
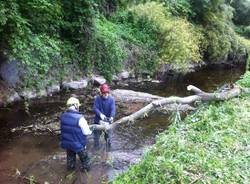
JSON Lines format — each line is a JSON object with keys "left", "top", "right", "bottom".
{"left": 0, "top": 67, "right": 246, "bottom": 184}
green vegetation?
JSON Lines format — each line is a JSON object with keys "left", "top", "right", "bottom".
{"left": 231, "top": 0, "right": 250, "bottom": 38}
{"left": 129, "top": 2, "right": 202, "bottom": 71}
{"left": 111, "top": 7, "right": 160, "bottom": 76}
{"left": 84, "top": 18, "right": 127, "bottom": 81}
{"left": 113, "top": 72, "right": 250, "bottom": 183}
{"left": 238, "top": 70, "right": 250, "bottom": 86}
{"left": 231, "top": 0, "right": 250, "bottom": 26}
{"left": 0, "top": 0, "right": 250, "bottom": 87}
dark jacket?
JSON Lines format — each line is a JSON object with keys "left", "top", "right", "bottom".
{"left": 60, "top": 110, "right": 87, "bottom": 152}
{"left": 93, "top": 95, "right": 116, "bottom": 124}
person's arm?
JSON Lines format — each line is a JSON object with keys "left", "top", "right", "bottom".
{"left": 93, "top": 96, "right": 102, "bottom": 116}
{"left": 110, "top": 97, "right": 116, "bottom": 119}
{"left": 78, "top": 117, "right": 92, "bottom": 135}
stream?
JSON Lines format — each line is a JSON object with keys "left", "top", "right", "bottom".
{"left": 0, "top": 66, "right": 246, "bottom": 184}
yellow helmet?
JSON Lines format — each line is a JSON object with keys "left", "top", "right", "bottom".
{"left": 66, "top": 97, "right": 81, "bottom": 107}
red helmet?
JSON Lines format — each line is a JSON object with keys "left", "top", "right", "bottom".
{"left": 100, "top": 83, "right": 110, "bottom": 93}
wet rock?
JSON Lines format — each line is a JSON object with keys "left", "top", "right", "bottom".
{"left": 19, "top": 90, "right": 38, "bottom": 99}
{"left": 151, "top": 80, "right": 163, "bottom": 83}
{"left": 92, "top": 76, "right": 106, "bottom": 85}
{"left": 107, "top": 148, "right": 146, "bottom": 181}
{"left": 117, "top": 71, "right": 130, "bottom": 80}
{"left": 62, "top": 79, "right": 88, "bottom": 90}
{"left": 19, "top": 89, "right": 47, "bottom": 99}
{"left": 6, "top": 91, "right": 21, "bottom": 104}
{"left": 38, "top": 89, "right": 47, "bottom": 97}
{"left": 111, "top": 89, "right": 163, "bottom": 103}
{"left": 46, "top": 84, "right": 60, "bottom": 95}
{"left": 112, "top": 75, "right": 119, "bottom": 82}
{"left": 0, "top": 60, "right": 23, "bottom": 87}
{"left": 19, "top": 89, "right": 48, "bottom": 99}
{"left": 108, "top": 148, "right": 144, "bottom": 166}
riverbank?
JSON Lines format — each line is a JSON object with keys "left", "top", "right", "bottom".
{"left": 0, "top": 59, "right": 247, "bottom": 108}
{"left": 113, "top": 71, "right": 250, "bottom": 183}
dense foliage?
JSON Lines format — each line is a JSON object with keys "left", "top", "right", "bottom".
{"left": 129, "top": 2, "right": 202, "bottom": 71}
{"left": 0, "top": 0, "right": 249, "bottom": 87}
{"left": 84, "top": 18, "right": 126, "bottom": 81}
{"left": 0, "top": 0, "right": 96, "bottom": 87}
{"left": 113, "top": 72, "right": 250, "bottom": 183}
{"left": 230, "top": 0, "right": 250, "bottom": 38}
{"left": 231, "top": 0, "right": 250, "bottom": 26}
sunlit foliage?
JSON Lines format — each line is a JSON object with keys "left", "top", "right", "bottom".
{"left": 130, "top": 2, "right": 202, "bottom": 71}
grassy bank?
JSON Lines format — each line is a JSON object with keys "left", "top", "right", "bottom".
{"left": 113, "top": 71, "right": 250, "bottom": 183}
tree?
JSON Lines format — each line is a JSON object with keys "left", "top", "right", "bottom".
{"left": 231, "top": 0, "right": 250, "bottom": 25}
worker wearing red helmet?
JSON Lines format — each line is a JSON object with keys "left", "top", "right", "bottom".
{"left": 93, "top": 83, "right": 116, "bottom": 149}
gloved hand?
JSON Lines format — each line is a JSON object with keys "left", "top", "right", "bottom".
{"left": 100, "top": 113, "right": 106, "bottom": 121}
{"left": 109, "top": 117, "right": 114, "bottom": 123}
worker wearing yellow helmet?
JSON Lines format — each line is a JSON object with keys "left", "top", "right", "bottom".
{"left": 60, "top": 96, "right": 92, "bottom": 172}
{"left": 66, "top": 97, "right": 81, "bottom": 108}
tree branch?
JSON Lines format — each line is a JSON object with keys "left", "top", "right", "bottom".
{"left": 90, "top": 85, "right": 250, "bottom": 131}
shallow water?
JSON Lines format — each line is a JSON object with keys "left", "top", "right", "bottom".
{"left": 0, "top": 66, "right": 246, "bottom": 184}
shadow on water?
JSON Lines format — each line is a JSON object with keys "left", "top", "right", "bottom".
{"left": 0, "top": 66, "right": 246, "bottom": 183}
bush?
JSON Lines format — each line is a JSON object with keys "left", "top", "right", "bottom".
{"left": 130, "top": 2, "right": 202, "bottom": 71}
{"left": 18, "top": 0, "right": 62, "bottom": 35}
{"left": 237, "top": 71, "right": 250, "bottom": 87}
{"left": 112, "top": 9, "right": 160, "bottom": 77}
{"left": 161, "top": 0, "right": 193, "bottom": 18}
{"left": 243, "top": 25, "right": 250, "bottom": 38}
{"left": 9, "top": 33, "right": 65, "bottom": 88}
{"left": 88, "top": 15, "right": 159, "bottom": 80}
{"left": 83, "top": 18, "right": 126, "bottom": 81}
{"left": 231, "top": 0, "right": 250, "bottom": 26}
{"left": 236, "top": 34, "right": 250, "bottom": 53}
{"left": 202, "top": 25, "right": 232, "bottom": 61}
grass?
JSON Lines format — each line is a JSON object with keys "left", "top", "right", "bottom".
{"left": 113, "top": 72, "right": 250, "bottom": 184}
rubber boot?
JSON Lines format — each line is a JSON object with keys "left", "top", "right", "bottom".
{"left": 66, "top": 150, "right": 76, "bottom": 170}
{"left": 78, "top": 149, "right": 90, "bottom": 172}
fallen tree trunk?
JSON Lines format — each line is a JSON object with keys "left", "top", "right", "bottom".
{"left": 90, "top": 85, "right": 250, "bottom": 131}
{"left": 111, "top": 89, "right": 163, "bottom": 102}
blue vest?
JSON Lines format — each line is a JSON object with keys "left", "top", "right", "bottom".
{"left": 60, "top": 110, "right": 87, "bottom": 153}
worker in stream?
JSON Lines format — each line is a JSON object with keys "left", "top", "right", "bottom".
{"left": 60, "top": 97, "right": 92, "bottom": 171}
{"left": 93, "top": 83, "right": 116, "bottom": 149}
